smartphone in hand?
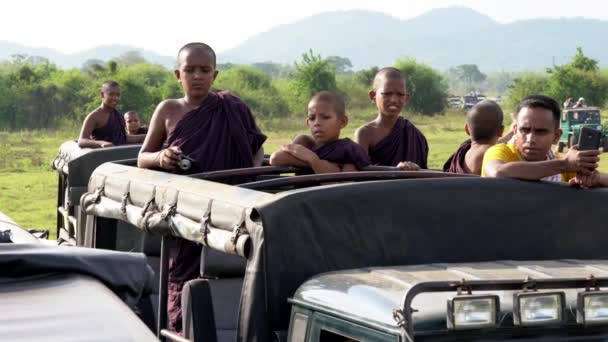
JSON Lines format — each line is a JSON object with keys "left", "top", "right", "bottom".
{"left": 578, "top": 126, "right": 602, "bottom": 150}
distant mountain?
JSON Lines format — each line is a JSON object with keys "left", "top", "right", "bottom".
{"left": 0, "top": 41, "right": 174, "bottom": 69}
{"left": 220, "top": 6, "right": 608, "bottom": 71}
{"left": 2, "top": 7, "right": 608, "bottom": 71}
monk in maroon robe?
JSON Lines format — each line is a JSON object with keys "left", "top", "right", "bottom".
{"left": 313, "top": 138, "right": 370, "bottom": 170}
{"left": 355, "top": 67, "right": 428, "bottom": 170}
{"left": 78, "top": 81, "right": 144, "bottom": 148}
{"left": 443, "top": 139, "right": 472, "bottom": 174}
{"left": 138, "top": 43, "right": 266, "bottom": 333}
{"left": 90, "top": 108, "right": 127, "bottom": 145}
{"left": 443, "top": 100, "right": 504, "bottom": 175}
{"left": 271, "top": 91, "right": 370, "bottom": 172}
{"left": 367, "top": 116, "right": 428, "bottom": 168}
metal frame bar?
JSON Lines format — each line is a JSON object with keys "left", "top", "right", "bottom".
{"left": 239, "top": 171, "right": 472, "bottom": 190}
{"left": 157, "top": 235, "right": 170, "bottom": 339}
{"left": 401, "top": 277, "right": 608, "bottom": 337}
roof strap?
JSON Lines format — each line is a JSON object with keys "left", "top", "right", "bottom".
{"left": 93, "top": 176, "right": 107, "bottom": 203}
{"left": 229, "top": 210, "right": 248, "bottom": 254}
{"left": 199, "top": 200, "right": 213, "bottom": 247}
{"left": 140, "top": 189, "right": 156, "bottom": 218}
{"left": 120, "top": 182, "right": 131, "bottom": 216}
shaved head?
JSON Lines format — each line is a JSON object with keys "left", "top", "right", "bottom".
{"left": 309, "top": 91, "right": 346, "bottom": 117}
{"left": 101, "top": 80, "right": 119, "bottom": 93}
{"left": 372, "top": 67, "right": 407, "bottom": 91}
{"left": 467, "top": 100, "right": 504, "bottom": 142}
{"left": 177, "top": 42, "right": 216, "bottom": 68}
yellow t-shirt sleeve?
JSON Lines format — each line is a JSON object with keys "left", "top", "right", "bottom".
{"left": 481, "top": 144, "right": 520, "bottom": 177}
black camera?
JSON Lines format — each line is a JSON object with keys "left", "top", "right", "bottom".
{"left": 178, "top": 154, "right": 195, "bottom": 171}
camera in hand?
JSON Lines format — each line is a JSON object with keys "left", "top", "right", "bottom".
{"left": 178, "top": 154, "right": 195, "bottom": 171}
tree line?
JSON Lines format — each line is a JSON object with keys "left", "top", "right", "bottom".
{"left": 0, "top": 48, "right": 606, "bottom": 130}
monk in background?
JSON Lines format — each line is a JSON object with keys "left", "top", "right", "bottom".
{"left": 78, "top": 81, "right": 145, "bottom": 148}
{"left": 355, "top": 67, "right": 428, "bottom": 170}
{"left": 443, "top": 100, "right": 504, "bottom": 175}
{"left": 124, "top": 111, "right": 148, "bottom": 135}
{"left": 138, "top": 42, "right": 266, "bottom": 333}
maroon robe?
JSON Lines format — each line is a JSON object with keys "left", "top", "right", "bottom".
{"left": 368, "top": 117, "right": 428, "bottom": 168}
{"left": 314, "top": 138, "right": 371, "bottom": 170}
{"left": 443, "top": 139, "right": 472, "bottom": 174}
{"left": 91, "top": 109, "right": 127, "bottom": 145}
{"left": 165, "top": 91, "right": 266, "bottom": 333}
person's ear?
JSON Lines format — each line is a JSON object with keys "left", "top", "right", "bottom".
{"left": 464, "top": 123, "right": 471, "bottom": 137}
{"left": 368, "top": 90, "right": 376, "bottom": 103}
{"left": 174, "top": 69, "right": 181, "bottom": 81}
{"left": 498, "top": 125, "right": 504, "bottom": 138}
{"left": 404, "top": 92, "right": 411, "bottom": 104}
{"left": 554, "top": 128, "right": 563, "bottom": 144}
{"left": 306, "top": 118, "right": 311, "bottom": 127}
{"left": 213, "top": 70, "right": 219, "bottom": 80}
{"left": 340, "top": 115, "right": 349, "bottom": 128}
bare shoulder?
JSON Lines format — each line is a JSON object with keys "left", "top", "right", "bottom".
{"left": 354, "top": 121, "right": 378, "bottom": 141}
{"left": 154, "top": 99, "right": 182, "bottom": 116}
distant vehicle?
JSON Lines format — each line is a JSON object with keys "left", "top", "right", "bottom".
{"left": 462, "top": 95, "right": 481, "bottom": 110}
{"left": 448, "top": 96, "right": 463, "bottom": 109}
{"left": 557, "top": 107, "right": 608, "bottom": 152}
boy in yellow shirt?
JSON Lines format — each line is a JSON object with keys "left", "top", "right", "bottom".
{"left": 482, "top": 95, "right": 608, "bottom": 187}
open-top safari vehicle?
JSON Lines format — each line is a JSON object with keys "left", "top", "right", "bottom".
{"left": 557, "top": 107, "right": 608, "bottom": 152}
{"left": 64, "top": 145, "right": 608, "bottom": 342}
{"left": 51, "top": 140, "right": 141, "bottom": 245}
{"left": 0, "top": 210, "right": 157, "bottom": 341}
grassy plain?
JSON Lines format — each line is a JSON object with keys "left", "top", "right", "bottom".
{"left": 1, "top": 111, "right": 607, "bottom": 239}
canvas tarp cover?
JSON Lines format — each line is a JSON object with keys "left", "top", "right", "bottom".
{"left": 242, "top": 178, "right": 608, "bottom": 340}
{"left": 0, "top": 243, "right": 156, "bottom": 308}
{"left": 81, "top": 164, "right": 608, "bottom": 341}
{"left": 53, "top": 141, "right": 141, "bottom": 203}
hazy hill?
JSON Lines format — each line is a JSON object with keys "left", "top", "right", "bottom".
{"left": 0, "top": 41, "right": 174, "bottom": 69}
{"left": 220, "top": 7, "right": 608, "bottom": 71}
{"left": 2, "top": 6, "right": 608, "bottom": 71}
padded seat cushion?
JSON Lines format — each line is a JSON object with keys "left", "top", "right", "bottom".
{"left": 182, "top": 278, "right": 243, "bottom": 342}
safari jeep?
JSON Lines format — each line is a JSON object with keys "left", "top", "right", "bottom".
{"left": 557, "top": 107, "right": 608, "bottom": 152}
{"left": 76, "top": 161, "right": 608, "bottom": 342}
{"left": 51, "top": 141, "right": 141, "bottom": 244}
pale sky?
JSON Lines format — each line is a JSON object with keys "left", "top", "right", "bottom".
{"left": 2, "top": 0, "right": 608, "bottom": 56}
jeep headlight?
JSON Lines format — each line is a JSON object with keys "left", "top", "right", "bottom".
{"left": 513, "top": 292, "right": 565, "bottom": 326}
{"left": 447, "top": 295, "right": 499, "bottom": 330}
{"left": 578, "top": 291, "right": 608, "bottom": 325}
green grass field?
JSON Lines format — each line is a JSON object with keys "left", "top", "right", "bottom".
{"left": 1, "top": 111, "right": 607, "bottom": 239}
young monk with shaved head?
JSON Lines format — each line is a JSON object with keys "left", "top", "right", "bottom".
{"left": 138, "top": 42, "right": 266, "bottom": 333}
{"left": 78, "top": 81, "right": 145, "bottom": 148}
{"left": 270, "top": 91, "right": 370, "bottom": 172}
{"left": 443, "top": 100, "right": 504, "bottom": 175}
{"left": 355, "top": 67, "right": 428, "bottom": 170}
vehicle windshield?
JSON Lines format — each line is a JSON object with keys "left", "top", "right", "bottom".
{"left": 567, "top": 111, "right": 600, "bottom": 123}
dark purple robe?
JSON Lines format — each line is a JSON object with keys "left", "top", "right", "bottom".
{"left": 91, "top": 109, "right": 127, "bottom": 145}
{"left": 165, "top": 91, "right": 266, "bottom": 333}
{"left": 443, "top": 139, "right": 472, "bottom": 174}
{"left": 368, "top": 117, "right": 428, "bottom": 168}
{"left": 314, "top": 138, "right": 371, "bottom": 170}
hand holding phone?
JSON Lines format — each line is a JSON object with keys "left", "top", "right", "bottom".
{"left": 578, "top": 127, "right": 602, "bottom": 150}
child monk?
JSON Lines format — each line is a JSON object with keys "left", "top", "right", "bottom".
{"left": 355, "top": 67, "right": 428, "bottom": 170}
{"left": 443, "top": 100, "right": 504, "bottom": 175}
{"left": 270, "top": 91, "right": 370, "bottom": 173}
{"left": 137, "top": 42, "right": 266, "bottom": 333}
{"left": 124, "top": 111, "right": 148, "bottom": 135}
{"left": 78, "top": 81, "right": 145, "bottom": 148}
